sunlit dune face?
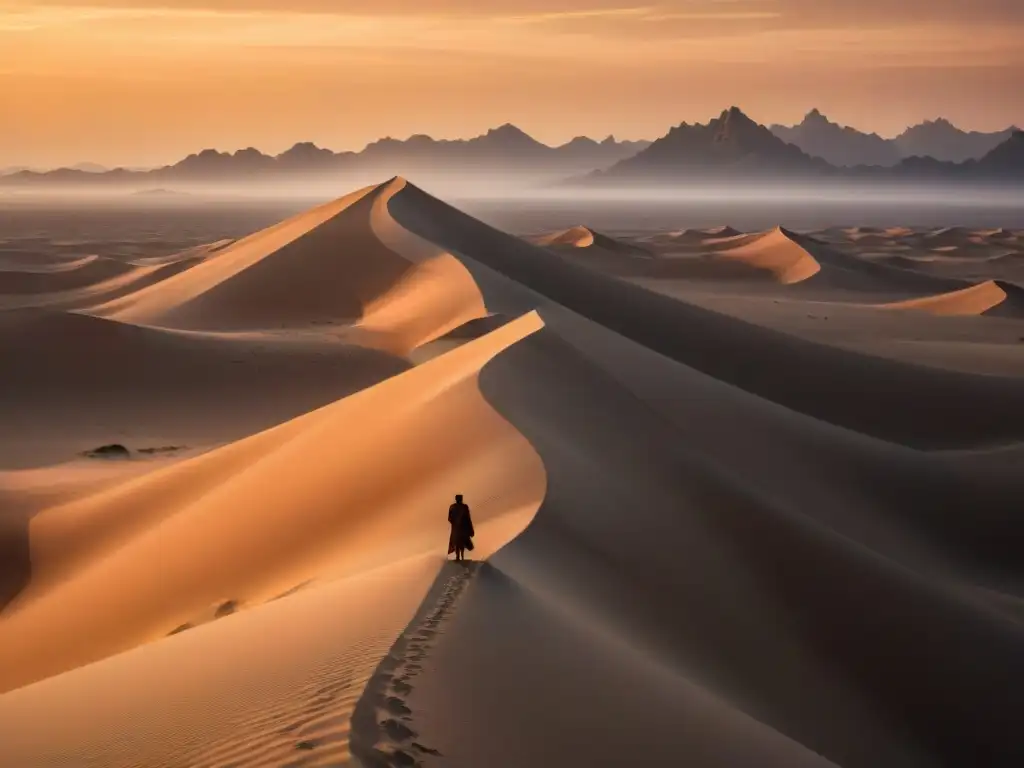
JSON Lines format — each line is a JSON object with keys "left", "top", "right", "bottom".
{"left": 1, "top": 0, "right": 1022, "bottom": 166}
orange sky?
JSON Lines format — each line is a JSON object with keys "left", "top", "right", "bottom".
{"left": 2, "top": 0, "right": 1022, "bottom": 168}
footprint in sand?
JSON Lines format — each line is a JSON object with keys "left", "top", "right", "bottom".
{"left": 385, "top": 697, "right": 412, "bottom": 716}
{"left": 351, "top": 562, "right": 478, "bottom": 765}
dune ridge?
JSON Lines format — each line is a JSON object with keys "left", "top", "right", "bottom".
{"left": 86, "top": 181, "right": 486, "bottom": 354}
{"left": 713, "top": 227, "right": 966, "bottom": 292}
{"left": 88, "top": 186, "right": 383, "bottom": 329}
{"left": 542, "top": 224, "right": 977, "bottom": 293}
{"left": 534, "top": 225, "right": 596, "bottom": 248}
{"left": 713, "top": 227, "right": 823, "bottom": 283}
{"left": 0, "top": 308, "right": 546, "bottom": 693}
{"left": 388, "top": 181, "right": 1024, "bottom": 446}
{"left": 0, "top": 307, "right": 410, "bottom": 468}
{"left": 881, "top": 278, "right": 1024, "bottom": 316}
{"left": 0, "top": 254, "right": 135, "bottom": 295}
{"left": 380, "top": 179, "right": 1024, "bottom": 767}
{"left": 533, "top": 225, "right": 653, "bottom": 258}
{"left": 1, "top": 177, "right": 1022, "bottom": 767}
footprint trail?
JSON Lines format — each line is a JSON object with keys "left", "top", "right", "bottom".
{"left": 351, "top": 561, "right": 478, "bottom": 767}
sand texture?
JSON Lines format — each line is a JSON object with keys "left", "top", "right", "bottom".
{"left": 1, "top": 179, "right": 1022, "bottom": 767}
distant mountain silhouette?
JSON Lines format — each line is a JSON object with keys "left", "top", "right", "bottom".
{"left": 579, "top": 109, "right": 1023, "bottom": 188}
{"left": 973, "top": 130, "right": 1024, "bottom": 175}
{"left": 277, "top": 142, "right": 340, "bottom": 171}
{"left": 349, "top": 124, "right": 646, "bottom": 176}
{"left": 770, "top": 109, "right": 901, "bottom": 167}
{"left": 3, "top": 112, "right": 1021, "bottom": 189}
{"left": 893, "top": 119, "right": 1018, "bottom": 164}
{"left": 844, "top": 130, "right": 1024, "bottom": 182}
{"left": 770, "top": 111, "right": 1017, "bottom": 167}
{"left": 0, "top": 126, "right": 648, "bottom": 186}
{"left": 587, "top": 107, "right": 831, "bottom": 182}
{"left": 70, "top": 162, "right": 108, "bottom": 173}
{"left": 356, "top": 124, "right": 550, "bottom": 168}
{"left": 1, "top": 162, "right": 106, "bottom": 176}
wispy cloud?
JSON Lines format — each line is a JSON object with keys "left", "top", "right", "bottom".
{"left": 1, "top": 1, "right": 1021, "bottom": 68}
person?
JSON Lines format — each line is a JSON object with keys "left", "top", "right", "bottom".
{"left": 447, "top": 494, "right": 475, "bottom": 562}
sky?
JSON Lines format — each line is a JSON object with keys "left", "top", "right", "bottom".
{"left": 2, "top": 0, "right": 1023, "bottom": 168}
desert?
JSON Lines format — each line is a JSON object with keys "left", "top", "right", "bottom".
{"left": 8, "top": 0, "right": 1024, "bottom": 757}
{"left": 0, "top": 170, "right": 1022, "bottom": 768}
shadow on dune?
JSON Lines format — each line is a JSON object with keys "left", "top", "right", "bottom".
{"left": 881, "top": 279, "right": 1024, "bottom": 319}
{"left": 0, "top": 307, "right": 411, "bottom": 468}
{"left": 369, "top": 179, "right": 1024, "bottom": 767}
{"left": 0, "top": 256, "right": 134, "bottom": 295}
{"left": 388, "top": 182, "right": 1024, "bottom": 448}
{"left": 0, "top": 517, "right": 29, "bottom": 613}
{"left": 89, "top": 188, "right": 422, "bottom": 331}
{"left": 466, "top": 326, "right": 1024, "bottom": 767}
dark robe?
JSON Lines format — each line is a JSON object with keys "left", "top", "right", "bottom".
{"left": 447, "top": 502, "right": 475, "bottom": 554}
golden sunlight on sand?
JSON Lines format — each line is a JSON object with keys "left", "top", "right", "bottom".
{"left": 1, "top": 177, "right": 1023, "bottom": 766}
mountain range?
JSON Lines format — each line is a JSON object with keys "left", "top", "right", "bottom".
{"left": 2, "top": 110, "right": 1021, "bottom": 189}
{"left": 0, "top": 162, "right": 110, "bottom": 176}
{"left": 582, "top": 107, "right": 1023, "bottom": 187}
{"left": 0, "top": 126, "right": 648, "bottom": 186}
{"left": 770, "top": 109, "right": 1018, "bottom": 167}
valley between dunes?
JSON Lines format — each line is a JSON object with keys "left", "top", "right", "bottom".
{"left": 1, "top": 178, "right": 1023, "bottom": 767}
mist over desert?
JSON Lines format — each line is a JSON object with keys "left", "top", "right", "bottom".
{"left": 2, "top": 169, "right": 1023, "bottom": 767}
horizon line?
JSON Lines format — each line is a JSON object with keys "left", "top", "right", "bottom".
{"left": 3, "top": 107, "right": 1021, "bottom": 174}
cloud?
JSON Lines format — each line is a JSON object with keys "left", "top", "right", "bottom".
{"left": 1, "top": 1, "right": 1021, "bottom": 72}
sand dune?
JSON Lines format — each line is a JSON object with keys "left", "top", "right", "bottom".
{"left": 712, "top": 227, "right": 823, "bottom": 283}
{"left": 642, "top": 226, "right": 743, "bottom": 245}
{"left": 703, "top": 225, "right": 742, "bottom": 238}
{"left": 881, "top": 279, "right": 1024, "bottom": 317}
{"left": 572, "top": 224, "right": 967, "bottom": 293}
{"left": 0, "top": 254, "right": 135, "bottom": 294}
{"left": 91, "top": 182, "right": 485, "bottom": 354}
{"left": 0, "top": 554, "right": 448, "bottom": 766}
{"left": 1, "top": 177, "right": 1022, "bottom": 768}
{"left": 922, "top": 226, "right": 970, "bottom": 245}
{"left": 381, "top": 179, "right": 1024, "bottom": 766}
{"left": 0, "top": 309, "right": 545, "bottom": 692}
{"left": 4, "top": 257, "right": 210, "bottom": 311}
{"left": 533, "top": 225, "right": 653, "bottom": 257}
{"left": 128, "top": 238, "right": 234, "bottom": 266}
{"left": 0, "top": 308, "right": 409, "bottom": 468}
{"left": 0, "top": 253, "right": 100, "bottom": 273}
{"left": 388, "top": 181, "right": 1024, "bottom": 446}
{"left": 532, "top": 225, "right": 596, "bottom": 248}
{"left": 700, "top": 230, "right": 763, "bottom": 249}
{"left": 843, "top": 232, "right": 897, "bottom": 246}
{"left": 720, "top": 228, "right": 970, "bottom": 293}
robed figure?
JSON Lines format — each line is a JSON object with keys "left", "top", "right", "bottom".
{"left": 447, "top": 494, "right": 475, "bottom": 562}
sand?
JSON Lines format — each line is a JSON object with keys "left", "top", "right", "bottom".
{"left": 881, "top": 279, "right": 1024, "bottom": 317}
{"left": 1, "top": 177, "right": 1022, "bottom": 767}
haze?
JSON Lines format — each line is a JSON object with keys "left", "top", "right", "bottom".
{"left": 3, "top": 0, "right": 1024, "bottom": 169}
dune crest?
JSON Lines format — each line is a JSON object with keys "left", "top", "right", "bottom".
{"left": 2, "top": 178, "right": 1023, "bottom": 767}
{"left": 533, "top": 225, "right": 653, "bottom": 258}
{"left": 713, "top": 226, "right": 822, "bottom": 283}
{"left": 0, "top": 310, "right": 546, "bottom": 693}
{"left": 0, "top": 307, "right": 410, "bottom": 468}
{"left": 360, "top": 176, "right": 489, "bottom": 352}
{"left": 84, "top": 179, "right": 487, "bottom": 354}
{"left": 88, "top": 185, "right": 381, "bottom": 329}
{"left": 534, "top": 225, "right": 596, "bottom": 248}
{"left": 0, "top": 255, "right": 135, "bottom": 295}
{"left": 881, "top": 279, "right": 1024, "bottom": 316}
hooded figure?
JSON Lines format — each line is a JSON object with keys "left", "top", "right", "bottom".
{"left": 447, "top": 494, "right": 475, "bottom": 561}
